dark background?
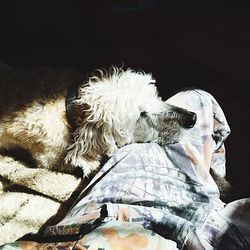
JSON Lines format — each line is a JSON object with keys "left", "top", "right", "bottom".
{"left": 0, "top": 1, "right": 250, "bottom": 199}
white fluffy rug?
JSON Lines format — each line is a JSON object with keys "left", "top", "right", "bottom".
{"left": 0, "top": 154, "right": 83, "bottom": 245}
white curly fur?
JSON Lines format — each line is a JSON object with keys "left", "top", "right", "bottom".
{"left": 64, "top": 68, "right": 196, "bottom": 176}
{"left": 0, "top": 67, "right": 196, "bottom": 177}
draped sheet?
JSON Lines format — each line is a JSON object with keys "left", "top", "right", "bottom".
{"left": 2, "top": 90, "right": 249, "bottom": 250}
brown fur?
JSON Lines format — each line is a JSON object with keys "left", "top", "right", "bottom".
{"left": 0, "top": 67, "right": 85, "bottom": 173}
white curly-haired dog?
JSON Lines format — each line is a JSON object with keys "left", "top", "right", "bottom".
{"left": 0, "top": 67, "right": 196, "bottom": 177}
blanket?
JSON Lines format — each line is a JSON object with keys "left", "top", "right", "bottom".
{"left": 1, "top": 89, "right": 250, "bottom": 250}
{"left": 0, "top": 61, "right": 86, "bottom": 245}
{"left": 0, "top": 155, "right": 83, "bottom": 245}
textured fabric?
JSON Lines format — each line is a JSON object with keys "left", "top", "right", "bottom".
{"left": 1, "top": 90, "right": 249, "bottom": 250}
{"left": 0, "top": 155, "right": 82, "bottom": 245}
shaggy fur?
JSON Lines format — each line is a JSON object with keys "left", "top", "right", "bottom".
{"left": 0, "top": 67, "right": 196, "bottom": 177}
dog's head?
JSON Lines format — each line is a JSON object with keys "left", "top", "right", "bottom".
{"left": 71, "top": 67, "right": 196, "bottom": 161}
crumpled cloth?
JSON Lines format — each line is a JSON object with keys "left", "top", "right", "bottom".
{"left": 2, "top": 89, "right": 250, "bottom": 250}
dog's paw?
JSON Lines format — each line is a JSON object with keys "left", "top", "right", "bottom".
{"left": 65, "top": 153, "right": 100, "bottom": 177}
{"left": 75, "top": 158, "right": 100, "bottom": 177}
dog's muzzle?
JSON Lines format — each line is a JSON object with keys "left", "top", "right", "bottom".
{"left": 172, "top": 106, "right": 197, "bottom": 128}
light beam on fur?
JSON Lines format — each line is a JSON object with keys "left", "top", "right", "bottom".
{"left": 0, "top": 67, "right": 196, "bottom": 177}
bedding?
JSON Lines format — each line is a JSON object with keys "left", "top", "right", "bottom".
{"left": 1, "top": 89, "right": 249, "bottom": 250}
{"left": 0, "top": 155, "right": 83, "bottom": 245}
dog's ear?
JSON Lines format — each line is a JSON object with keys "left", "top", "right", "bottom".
{"left": 65, "top": 116, "right": 119, "bottom": 171}
{"left": 76, "top": 121, "right": 118, "bottom": 160}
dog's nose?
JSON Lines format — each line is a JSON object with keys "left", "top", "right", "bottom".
{"left": 181, "top": 111, "right": 197, "bottom": 128}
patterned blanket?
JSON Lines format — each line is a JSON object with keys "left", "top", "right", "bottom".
{"left": 1, "top": 90, "right": 249, "bottom": 250}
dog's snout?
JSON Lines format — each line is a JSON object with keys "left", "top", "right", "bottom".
{"left": 181, "top": 111, "right": 197, "bottom": 128}
{"left": 171, "top": 106, "right": 197, "bottom": 128}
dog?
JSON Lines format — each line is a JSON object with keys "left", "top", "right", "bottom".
{"left": 0, "top": 67, "right": 196, "bottom": 177}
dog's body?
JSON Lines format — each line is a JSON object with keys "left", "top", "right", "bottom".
{"left": 0, "top": 68, "right": 77, "bottom": 173}
{"left": 0, "top": 67, "right": 196, "bottom": 176}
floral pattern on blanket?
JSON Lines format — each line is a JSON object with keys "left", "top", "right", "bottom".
{"left": 1, "top": 90, "right": 250, "bottom": 250}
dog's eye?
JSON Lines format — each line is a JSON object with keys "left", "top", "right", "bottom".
{"left": 140, "top": 111, "right": 147, "bottom": 118}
